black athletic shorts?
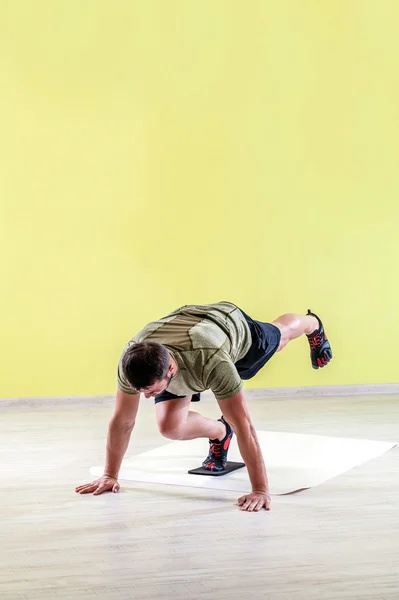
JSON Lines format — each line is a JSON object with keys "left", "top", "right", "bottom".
{"left": 154, "top": 306, "right": 281, "bottom": 404}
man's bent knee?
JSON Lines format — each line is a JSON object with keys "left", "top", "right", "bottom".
{"left": 158, "top": 421, "right": 186, "bottom": 440}
{"left": 272, "top": 320, "right": 290, "bottom": 351}
{"left": 272, "top": 313, "right": 301, "bottom": 351}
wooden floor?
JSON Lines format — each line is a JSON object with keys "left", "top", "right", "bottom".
{"left": 1, "top": 394, "right": 398, "bottom": 600}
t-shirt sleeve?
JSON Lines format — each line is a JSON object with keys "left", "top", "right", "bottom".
{"left": 117, "top": 345, "right": 139, "bottom": 395}
{"left": 204, "top": 351, "right": 243, "bottom": 400}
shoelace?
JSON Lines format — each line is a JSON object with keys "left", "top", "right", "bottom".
{"left": 309, "top": 332, "right": 322, "bottom": 349}
{"left": 209, "top": 442, "right": 221, "bottom": 457}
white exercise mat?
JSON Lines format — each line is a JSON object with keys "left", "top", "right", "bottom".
{"left": 90, "top": 431, "right": 396, "bottom": 495}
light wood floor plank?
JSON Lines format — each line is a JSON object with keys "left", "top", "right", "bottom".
{"left": 1, "top": 395, "right": 398, "bottom": 599}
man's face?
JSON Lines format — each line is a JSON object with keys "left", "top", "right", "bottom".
{"left": 140, "top": 373, "right": 172, "bottom": 399}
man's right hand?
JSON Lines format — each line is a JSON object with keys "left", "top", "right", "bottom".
{"left": 75, "top": 475, "right": 120, "bottom": 495}
{"left": 75, "top": 389, "right": 139, "bottom": 497}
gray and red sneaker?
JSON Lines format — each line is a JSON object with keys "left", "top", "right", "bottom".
{"left": 202, "top": 416, "right": 233, "bottom": 472}
{"left": 306, "top": 309, "right": 333, "bottom": 369}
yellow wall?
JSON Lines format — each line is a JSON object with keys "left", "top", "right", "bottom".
{"left": 1, "top": 1, "right": 398, "bottom": 398}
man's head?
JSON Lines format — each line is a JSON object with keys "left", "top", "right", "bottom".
{"left": 122, "top": 341, "right": 174, "bottom": 398}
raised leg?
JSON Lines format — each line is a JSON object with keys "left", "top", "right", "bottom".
{"left": 272, "top": 310, "right": 333, "bottom": 368}
{"left": 272, "top": 313, "right": 318, "bottom": 351}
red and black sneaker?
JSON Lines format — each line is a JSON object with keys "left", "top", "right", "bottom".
{"left": 306, "top": 309, "right": 333, "bottom": 369}
{"left": 202, "top": 416, "right": 233, "bottom": 472}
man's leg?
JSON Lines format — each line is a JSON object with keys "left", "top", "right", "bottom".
{"left": 271, "top": 310, "right": 332, "bottom": 368}
{"left": 272, "top": 312, "right": 318, "bottom": 351}
{"left": 155, "top": 396, "right": 233, "bottom": 472}
{"left": 155, "top": 396, "right": 226, "bottom": 441}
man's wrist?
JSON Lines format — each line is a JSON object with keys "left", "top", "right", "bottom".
{"left": 103, "top": 473, "right": 118, "bottom": 480}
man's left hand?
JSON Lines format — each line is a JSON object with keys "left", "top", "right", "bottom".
{"left": 237, "top": 491, "right": 271, "bottom": 512}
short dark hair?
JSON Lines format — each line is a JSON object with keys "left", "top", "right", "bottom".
{"left": 122, "top": 342, "right": 170, "bottom": 390}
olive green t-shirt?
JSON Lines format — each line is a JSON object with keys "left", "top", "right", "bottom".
{"left": 117, "top": 301, "right": 252, "bottom": 400}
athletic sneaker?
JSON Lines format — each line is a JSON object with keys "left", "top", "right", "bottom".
{"left": 202, "top": 416, "right": 233, "bottom": 472}
{"left": 306, "top": 309, "right": 333, "bottom": 369}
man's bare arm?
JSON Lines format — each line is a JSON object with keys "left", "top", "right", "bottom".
{"left": 104, "top": 388, "right": 140, "bottom": 478}
{"left": 75, "top": 388, "right": 140, "bottom": 495}
{"left": 217, "top": 389, "right": 271, "bottom": 511}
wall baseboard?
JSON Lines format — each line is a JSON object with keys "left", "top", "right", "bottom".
{"left": 1, "top": 383, "right": 398, "bottom": 409}
{"left": 243, "top": 383, "right": 399, "bottom": 399}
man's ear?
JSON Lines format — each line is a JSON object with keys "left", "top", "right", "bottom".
{"left": 168, "top": 359, "right": 175, "bottom": 376}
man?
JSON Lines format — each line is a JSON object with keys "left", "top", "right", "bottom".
{"left": 76, "top": 301, "right": 332, "bottom": 512}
